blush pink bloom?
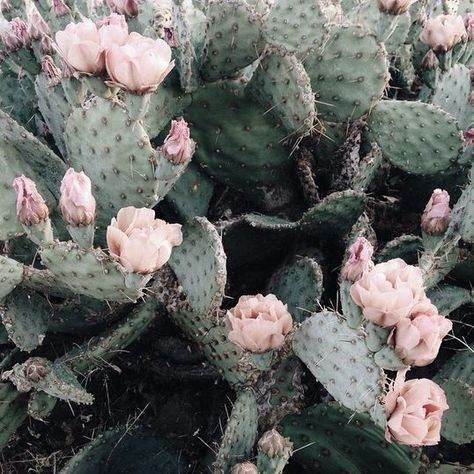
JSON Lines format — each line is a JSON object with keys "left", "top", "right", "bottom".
{"left": 106, "top": 0, "right": 138, "bottom": 17}
{"left": 350, "top": 258, "right": 425, "bottom": 328}
{"left": 96, "top": 13, "right": 129, "bottom": 50}
{"left": 12, "top": 176, "right": 49, "bottom": 225}
{"left": 377, "top": 0, "right": 413, "bottom": 15}
{"left": 341, "top": 237, "right": 374, "bottom": 282}
{"left": 1, "top": 17, "right": 30, "bottom": 52}
{"left": 420, "top": 15, "right": 468, "bottom": 52}
{"left": 59, "top": 168, "right": 96, "bottom": 226}
{"left": 53, "top": 0, "right": 71, "bottom": 17}
{"left": 385, "top": 370, "right": 448, "bottom": 445}
{"left": 226, "top": 294, "right": 293, "bottom": 353}
{"left": 162, "top": 119, "right": 194, "bottom": 164}
{"left": 107, "top": 206, "right": 182, "bottom": 274}
{"left": 388, "top": 299, "right": 452, "bottom": 367}
{"left": 421, "top": 189, "right": 450, "bottom": 235}
{"left": 105, "top": 32, "right": 175, "bottom": 94}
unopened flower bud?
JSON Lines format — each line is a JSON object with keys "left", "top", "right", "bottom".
{"left": 12, "top": 175, "right": 49, "bottom": 225}
{"left": 421, "top": 49, "right": 439, "bottom": 70}
{"left": 421, "top": 189, "right": 450, "bottom": 235}
{"left": 41, "top": 55, "right": 62, "bottom": 85}
{"left": 230, "top": 462, "right": 258, "bottom": 474}
{"left": 463, "top": 128, "right": 474, "bottom": 147}
{"left": 106, "top": 0, "right": 138, "bottom": 17}
{"left": 258, "top": 429, "right": 293, "bottom": 458}
{"left": 53, "top": 0, "right": 71, "bottom": 17}
{"left": 162, "top": 119, "right": 194, "bottom": 164}
{"left": 59, "top": 168, "right": 96, "bottom": 226}
{"left": 342, "top": 237, "right": 374, "bottom": 282}
{"left": 377, "top": 0, "right": 413, "bottom": 15}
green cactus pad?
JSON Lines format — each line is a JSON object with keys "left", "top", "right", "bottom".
{"left": 0, "top": 110, "right": 65, "bottom": 239}
{"left": 281, "top": 402, "right": 421, "bottom": 473}
{"left": 27, "top": 391, "right": 57, "bottom": 420}
{"left": 200, "top": 0, "right": 265, "bottom": 81}
{"left": 377, "top": 235, "right": 423, "bottom": 263}
{"left": 365, "top": 321, "right": 390, "bottom": 352}
{"left": 60, "top": 427, "right": 187, "bottom": 474}
{"left": 427, "top": 285, "right": 472, "bottom": 316}
{"left": 353, "top": 142, "right": 384, "bottom": 193}
{"left": 305, "top": 25, "right": 388, "bottom": 122}
{"left": 0, "top": 288, "right": 48, "bottom": 352}
{"left": 185, "top": 81, "right": 290, "bottom": 191}
{"left": 373, "top": 345, "right": 407, "bottom": 370}
{"left": 430, "top": 65, "right": 471, "bottom": 128}
{"left": 454, "top": 168, "right": 474, "bottom": 244}
{"left": 2, "top": 357, "right": 94, "bottom": 405}
{"left": 427, "top": 464, "right": 474, "bottom": 474}
{"left": 293, "top": 311, "right": 384, "bottom": 412}
{"left": 169, "top": 217, "right": 227, "bottom": 315}
{"left": 0, "top": 382, "right": 28, "bottom": 449}
{"left": 0, "top": 255, "right": 23, "bottom": 299}
{"left": 249, "top": 50, "right": 316, "bottom": 136}
{"left": 214, "top": 389, "right": 258, "bottom": 473}
{"left": 262, "top": 0, "right": 327, "bottom": 54}
{"left": 340, "top": 279, "right": 364, "bottom": 329}
{"left": 39, "top": 242, "right": 151, "bottom": 303}
{"left": 367, "top": 100, "right": 464, "bottom": 175}
{"left": 267, "top": 256, "right": 323, "bottom": 323}
{"left": 300, "top": 190, "right": 366, "bottom": 236}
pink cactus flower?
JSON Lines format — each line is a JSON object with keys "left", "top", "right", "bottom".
{"left": 350, "top": 258, "right": 425, "bottom": 328}
{"left": 226, "top": 294, "right": 293, "bottom": 353}
{"left": 1, "top": 17, "right": 30, "bottom": 52}
{"left": 27, "top": 3, "right": 50, "bottom": 40}
{"left": 376, "top": 0, "right": 413, "bottom": 15}
{"left": 106, "top": 206, "right": 182, "bottom": 274}
{"left": 59, "top": 168, "right": 96, "bottom": 226}
{"left": 385, "top": 370, "right": 448, "bottom": 445}
{"left": 105, "top": 32, "right": 174, "bottom": 94}
{"left": 421, "top": 189, "right": 450, "bottom": 235}
{"left": 341, "top": 237, "right": 375, "bottom": 282}
{"left": 41, "top": 55, "right": 62, "bottom": 85}
{"left": 162, "top": 119, "right": 194, "bottom": 164}
{"left": 106, "top": 0, "right": 139, "bottom": 17}
{"left": 465, "top": 13, "right": 474, "bottom": 40}
{"left": 96, "top": 13, "right": 129, "bottom": 50}
{"left": 53, "top": 0, "right": 71, "bottom": 17}
{"left": 388, "top": 298, "right": 452, "bottom": 366}
{"left": 464, "top": 128, "right": 474, "bottom": 147}
{"left": 12, "top": 175, "right": 49, "bottom": 225}
{"left": 420, "top": 15, "right": 468, "bottom": 52}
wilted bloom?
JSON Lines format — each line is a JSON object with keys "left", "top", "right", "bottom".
{"left": 350, "top": 258, "right": 425, "bottom": 327}
{"left": 388, "top": 299, "right": 452, "bottom": 366}
{"left": 106, "top": 32, "right": 174, "bottom": 94}
{"left": 421, "top": 49, "right": 439, "bottom": 70}
{"left": 162, "top": 119, "right": 194, "bottom": 164}
{"left": 258, "top": 429, "right": 293, "bottom": 457}
{"left": 465, "top": 14, "right": 474, "bottom": 40}
{"left": 385, "top": 370, "right": 448, "bottom": 445}
{"left": 59, "top": 168, "right": 96, "bottom": 226}
{"left": 464, "top": 128, "right": 474, "bottom": 147}
{"left": 41, "top": 55, "right": 62, "bottom": 85}
{"left": 420, "top": 15, "right": 468, "bottom": 52}
{"left": 107, "top": 206, "right": 182, "bottom": 274}
{"left": 95, "top": 13, "right": 128, "bottom": 50}
{"left": 226, "top": 294, "right": 293, "bottom": 353}
{"left": 421, "top": 189, "right": 450, "bottom": 235}
{"left": 377, "top": 0, "right": 413, "bottom": 15}
{"left": 53, "top": 0, "right": 70, "bottom": 17}
{"left": 24, "top": 357, "right": 49, "bottom": 382}
{"left": 0, "top": 0, "right": 13, "bottom": 13}
{"left": 12, "top": 175, "right": 49, "bottom": 225}
{"left": 106, "top": 0, "right": 138, "bottom": 17}
{"left": 1, "top": 18, "right": 30, "bottom": 52}
{"left": 230, "top": 462, "right": 258, "bottom": 474}
{"left": 342, "top": 237, "right": 374, "bottom": 282}
{"left": 26, "top": 3, "right": 50, "bottom": 40}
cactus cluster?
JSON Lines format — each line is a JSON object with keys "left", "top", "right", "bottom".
{"left": 0, "top": 0, "right": 473, "bottom": 472}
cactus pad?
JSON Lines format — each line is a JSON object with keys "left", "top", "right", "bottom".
{"left": 0, "top": 255, "right": 23, "bottom": 299}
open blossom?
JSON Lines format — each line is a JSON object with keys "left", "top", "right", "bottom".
{"left": 350, "top": 258, "right": 425, "bottom": 327}
{"left": 106, "top": 32, "right": 174, "bottom": 94}
{"left": 377, "top": 0, "right": 413, "bottom": 15}
{"left": 420, "top": 15, "right": 468, "bottom": 52}
{"left": 12, "top": 176, "right": 49, "bottom": 225}
{"left": 59, "top": 168, "right": 96, "bottom": 226}
{"left": 162, "top": 119, "right": 194, "bottom": 164}
{"left": 385, "top": 370, "right": 448, "bottom": 445}
{"left": 226, "top": 294, "right": 293, "bottom": 353}
{"left": 107, "top": 206, "right": 182, "bottom": 274}
{"left": 421, "top": 189, "right": 450, "bottom": 235}
{"left": 388, "top": 299, "right": 452, "bottom": 366}
{"left": 341, "top": 237, "right": 374, "bottom": 282}
{"left": 1, "top": 18, "right": 30, "bottom": 52}
{"left": 106, "top": 0, "right": 138, "bottom": 17}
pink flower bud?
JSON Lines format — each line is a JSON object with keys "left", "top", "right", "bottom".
{"left": 59, "top": 168, "right": 96, "bottom": 226}
{"left": 27, "top": 3, "right": 50, "bottom": 40}
{"left": 464, "top": 128, "right": 474, "bottom": 147}
{"left": 377, "top": 0, "right": 413, "bottom": 15}
{"left": 106, "top": 0, "right": 138, "bottom": 17}
{"left": 41, "top": 55, "right": 62, "bottom": 85}
{"left": 40, "top": 35, "right": 53, "bottom": 54}
{"left": 421, "top": 189, "right": 450, "bottom": 235}
{"left": 465, "top": 14, "right": 474, "bottom": 40}
{"left": 53, "top": 0, "right": 70, "bottom": 17}
{"left": 420, "top": 15, "right": 468, "bottom": 52}
{"left": 385, "top": 370, "right": 448, "bottom": 445}
{"left": 12, "top": 175, "right": 49, "bottom": 225}
{"left": 226, "top": 294, "right": 293, "bottom": 353}
{"left": 342, "top": 237, "right": 374, "bottom": 282}
{"left": 105, "top": 32, "right": 175, "bottom": 94}
{"left": 162, "top": 119, "right": 194, "bottom": 164}
{"left": 258, "top": 429, "right": 292, "bottom": 457}
{"left": 388, "top": 298, "right": 452, "bottom": 366}
{"left": 230, "top": 463, "right": 258, "bottom": 474}
{"left": 107, "top": 206, "right": 182, "bottom": 274}
{"left": 421, "top": 49, "right": 439, "bottom": 70}
{"left": 1, "top": 18, "right": 30, "bottom": 52}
